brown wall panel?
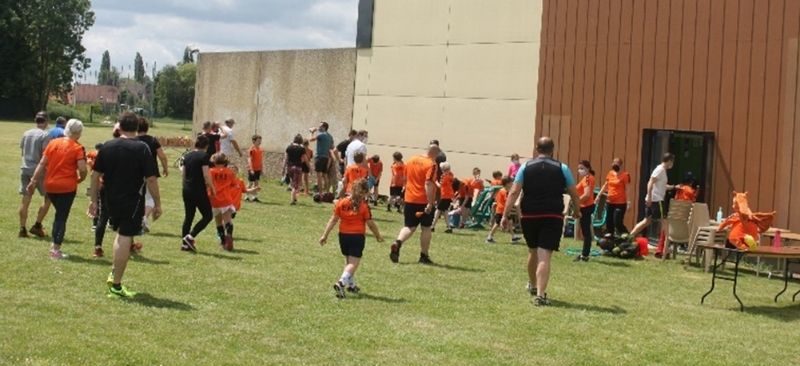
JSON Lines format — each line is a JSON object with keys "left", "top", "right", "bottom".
{"left": 677, "top": 0, "right": 696, "bottom": 131}
{"left": 774, "top": 0, "right": 799, "bottom": 229}
{"left": 730, "top": 1, "right": 753, "bottom": 200}
{"left": 535, "top": 0, "right": 552, "bottom": 138}
{"left": 582, "top": 1, "right": 600, "bottom": 168}
{"left": 614, "top": 0, "right": 634, "bottom": 174}
{"left": 760, "top": 0, "right": 787, "bottom": 218}
{"left": 651, "top": 0, "right": 671, "bottom": 129}
{"left": 690, "top": 0, "right": 711, "bottom": 132}
{"left": 570, "top": 0, "right": 589, "bottom": 166}
{"left": 602, "top": 0, "right": 622, "bottom": 170}
{"left": 743, "top": 3, "right": 769, "bottom": 207}
{"left": 623, "top": 0, "right": 646, "bottom": 207}
{"left": 664, "top": 0, "right": 683, "bottom": 131}
{"left": 591, "top": 2, "right": 610, "bottom": 164}
{"left": 712, "top": 0, "right": 739, "bottom": 213}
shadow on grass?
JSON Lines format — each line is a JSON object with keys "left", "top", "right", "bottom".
{"left": 145, "top": 232, "right": 176, "bottom": 239}
{"left": 247, "top": 200, "right": 281, "bottom": 206}
{"left": 232, "top": 248, "right": 260, "bottom": 255}
{"left": 549, "top": 300, "right": 627, "bottom": 315}
{"left": 130, "top": 255, "right": 170, "bottom": 265}
{"left": 196, "top": 251, "right": 243, "bottom": 261}
{"left": 399, "top": 262, "right": 484, "bottom": 273}
{"left": 370, "top": 217, "right": 396, "bottom": 223}
{"left": 349, "top": 292, "right": 407, "bottom": 303}
{"left": 593, "top": 260, "right": 632, "bottom": 268}
{"left": 744, "top": 303, "right": 800, "bottom": 321}
{"left": 232, "top": 238, "right": 262, "bottom": 244}
{"left": 65, "top": 255, "right": 111, "bottom": 266}
{"left": 124, "top": 292, "right": 195, "bottom": 311}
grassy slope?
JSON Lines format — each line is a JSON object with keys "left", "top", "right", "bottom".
{"left": 0, "top": 120, "right": 797, "bottom": 366}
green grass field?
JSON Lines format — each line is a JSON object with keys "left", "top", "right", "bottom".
{"left": 0, "top": 120, "right": 798, "bottom": 365}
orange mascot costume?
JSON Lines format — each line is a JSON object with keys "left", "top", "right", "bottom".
{"left": 718, "top": 192, "right": 775, "bottom": 251}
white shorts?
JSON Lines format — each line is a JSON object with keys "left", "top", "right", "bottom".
{"left": 212, "top": 205, "right": 236, "bottom": 216}
{"left": 145, "top": 188, "right": 155, "bottom": 208}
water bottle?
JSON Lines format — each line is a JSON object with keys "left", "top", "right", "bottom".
{"left": 716, "top": 207, "right": 724, "bottom": 222}
{"left": 773, "top": 230, "right": 783, "bottom": 248}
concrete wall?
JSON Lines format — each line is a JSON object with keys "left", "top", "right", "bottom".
{"left": 194, "top": 48, "right": 356, "bottom": 177}
{"left": 353, "top": 0, "right": 544, "bottom": 190}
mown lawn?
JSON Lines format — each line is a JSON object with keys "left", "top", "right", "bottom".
{"left": 0, "top": 120, "right": 798, "bottom": 365}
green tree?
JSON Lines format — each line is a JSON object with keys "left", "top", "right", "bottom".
{"left": 98, "top": 50, "right": 111, "bottom": 85}
{"left": 134, "top": 52, "right": 145, "bottom": 83}
{"left": 0, "top": 0, "right": 94, "bottom": 114}
{"left": 154, "top": 62, "right": 196, "bottom": 119}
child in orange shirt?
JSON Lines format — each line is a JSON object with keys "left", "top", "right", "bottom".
{"left": 460, "top": 167, "right": 484, "bottom": 225}
{"left": 339, "top": 152, "right": 369, "bottom": 198}
{"left": 368, "top": 155, "right": 383, "bottom": 204}
{"left": 246, "top": 135, "right": 263, "bottom": 202}
{"left": 208, "top": 153, "right": 243, "bottom": 251}
{"left": 388, "top": 152, "right": 405, "bottom": 212}
{"left": 319, "top": 179, "right": 383, "bottom": 298}
{"left": 433, "top": 162, "right": 455, "bottom": 233}
{"left": 487, "top": 177, "right": 521, "bottom": 243}
{"left": 230, "top": 165, "right": 258, "bottom": 220}
{"left": 489, "top": 171, "right": 503, "bottom": 186}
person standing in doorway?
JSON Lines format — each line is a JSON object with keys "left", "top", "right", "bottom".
{"left": 309, "top": 121, "right": 335, "bottom": 194}
{"left": 629, "top": 153, "right": 676, "bottom": 255}
{"left": 18, "top": 111, "right": 52, "bottom": 238}
{"left": 89, "top": 112, "right": 161, "bottom": 298}
{"left": 501, "top": 137, "right": 581, "bottom": 306}
{"left": 597, "top": 157, "right": 631, "bottom": 236}
{"left": 389, "top": 144, "right": 440, "bottom": 265}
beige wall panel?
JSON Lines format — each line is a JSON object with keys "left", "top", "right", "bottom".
{"left": 194, "top": 52, "right": 260, "bottom": 138}
{"left": 372, "top": 0, "right": 449, "bottom": 46}
{"left": 368, "top": 46, "right": 447, "bottom": 97}
{"left": 354, "top": 49, "right": 373, "bottom": 96}
{"left": 356, "top": 96, "right": 444, "bottom": 148}
{"left": 441, "top": 98, "right": 535, "bottom": 156}
{"left": 446, "top": 43, "right": 539, "bottom": 99}
{"left": 449, "top": 0, "right": 542, "bottom": 44}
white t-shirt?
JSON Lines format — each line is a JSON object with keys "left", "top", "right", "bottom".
{"left": 647, "top": 164, "right": 668, "bottom": 202}
{"left": 345, "top": 139, "right": 367, "bottom": 166}
{"left": 220, "top": 125, "right": 235, "bottom": 156}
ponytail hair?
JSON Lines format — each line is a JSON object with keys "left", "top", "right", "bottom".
{"left": 350, "top": 179, "right": 370, "bottom": 211}
{"left": 579, "top": 160, "right": 595, "bottom": 176}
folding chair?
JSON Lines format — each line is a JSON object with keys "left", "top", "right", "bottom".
{"left": 665, "top": 199, "right": 693, "bottom": 260}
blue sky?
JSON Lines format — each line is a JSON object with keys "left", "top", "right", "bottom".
{"left": 80, "top": 0, "right": 358, "bottom": 81}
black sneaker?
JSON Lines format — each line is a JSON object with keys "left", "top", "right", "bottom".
{"left": 387, "top": 205, "right": 392, "bottom": 212}
{"left": 418, "top": 254, "right": 434, "bottom": 265}
{"left": 252, "top": 198, "right": 261, "bottom": 203}
{"left": 389, "top": 243, "right": 401, "bottom": 263}
{"left": 533, "top": 294, "right": 551, "bottom": 306}
{"left": 573, "top": 255, "right": 585, "bottom": 262}
{"left": 444, "top": 228, "right": 453, "bottom": 234}
{"left": 182, "top": 235, "right": 197, "bottom": 252}
{"left": 511, "top": 236, "right": 522, "bottom": 243}
{"left": 333, "top": 281, "right": 346, "bottom": 298}
{"left": 431, "top": 227, "right": 435, "bottom": 233}
{"left": 29, "top": 224, "right": 46, "bottom": 238}
{"left": 18, "top": 228, "right": 28, "bottom": 238}
{"left": 346, "top": 285, "right": 360, "bottom": 293}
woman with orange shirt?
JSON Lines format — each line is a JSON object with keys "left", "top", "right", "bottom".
{"left": 320, "top": 179, "right": 383, "bottom": 298}
{"left": 27, "top": 119, "right": 88, "bottom": 259}
{"left": 596, "top": 157, "right": 631, "bottom": 236}
{"left": 574, "top": 160, "right": 596, "bottom": 262}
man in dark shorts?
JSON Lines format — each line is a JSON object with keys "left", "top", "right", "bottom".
{"left": 501, "top": 137, "right": 580, "bottom": 306}
{"left": 18, "top": 111, "right": 52, "bottom": 238}
{"left": 389, "top": 144, "right": 440, "bottom": 264}
{"left": 629, "top": 153, "right": 676, "bottom": 257}
{"left": 309, "top": 121, "right": 335, "bottom": 193}
{"left": 89, "top": 112, "right": 161, "bottom": 298}
{"left": 336, "top": 130, "right": 357, "bottom": 175}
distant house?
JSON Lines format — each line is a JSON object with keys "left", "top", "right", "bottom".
{"left": 69, "top": 84, "right": 119, "bottom": 105}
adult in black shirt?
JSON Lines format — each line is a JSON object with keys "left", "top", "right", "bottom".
{"left": 89, "top": 112, "right": 161, "bottom": 298}
{"left": 285, "top": 134, "right": 308, "bottom": 204}
{"left": 202, "top": 121, "right": 221, "bottom": 156}
{"left": 180, "top": 135, "right": 215, "bottom": 251}
{"left": 336, "top": 129, "right": 357, "bottom": 175}
{"left": 136, "top": 118, "right": 169, "bottom": 177}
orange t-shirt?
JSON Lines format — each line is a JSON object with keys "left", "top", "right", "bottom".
{"left": 369, "top": 160, "right": 383, "bottom": 180}
{"left": 490, "top": 179, "right": 503, "bottom": 186}
{"left": 606, "top": 170, "right": 631, "bottom": 204}
{"left": 440, "top": 171, "right": 455, "bottom": 200}
{"left": 209, "top": 166, "right": 237, "bottom": 208}
{"left": 391, "top": 162, "right": 405, "bottom": 187}
{"left": 233, "top": 179, "right": 247, "bottom": 211}
{"left": 249, "top": 146, "right": 263, "bottom": 171}
{"left": 43, "top": 138, "right": 86, "bottom": 193}
{"left": 344, "top": 164, "right": 369, "bottom": 193}
{"left": 495, "top": 188, "right": 508, "bottom": 214}
{"left": 403, "top": 155, "right": 436, "bottom": 205}
{"left": 576, "top": 175, "right": 596, "bottom": 208}
{"left": 675, "top": 186, "right": 697, "bottom": 202}
{"left": 464, "top": 177, "right": 484, "bottom": 198}
{"left": 334, "top": 197, "right": 372, "bottom": 234}
{"left": 86, "top": 150, "right": 98, "bottom": 170}
{"left": 457, "top": 180, "right": 468, "bottom": 199}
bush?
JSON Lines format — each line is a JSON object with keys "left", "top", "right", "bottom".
{"left": 46, "top": 101, "right": 107, "bottom": 123}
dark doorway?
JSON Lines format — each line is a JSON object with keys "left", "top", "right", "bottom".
{"left": 638, "top": 129, "right": 715, "bottom": 241}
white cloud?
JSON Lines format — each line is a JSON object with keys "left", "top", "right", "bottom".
{"left": 79, "top": 0, "right": 358, "bottom": 82}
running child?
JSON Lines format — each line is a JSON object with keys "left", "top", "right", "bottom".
{"left": 247, "top": 135, "right": 263, "bottom": 202}
{"left": 368, "top": 154, "right": 383, "bottom": 204}
{"left": 339, "top": 152, "right": 369, "bottom": 198}
{"left": 432, "top": 162, "right": 455, "bottom": 233}
{"left": 486, "top": 177, "right": 521, "bottom": 244}
{"left": 208, "top": 153, "right": 257, "bottom": 251}
{"left": 319, "top": 179, "right": 383, "bottom": 298}
{"left": 388, "top": 152, "right": 405, "bottom": 212}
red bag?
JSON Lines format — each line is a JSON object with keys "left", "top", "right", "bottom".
{"left": 636, "top": 237, "right": 649, "bottom": 257}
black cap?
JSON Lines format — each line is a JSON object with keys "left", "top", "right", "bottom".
{"left": 429, "top": 139, "right": 440, "bottom": 146}
{"left": 35, "top": 112, "right": 47, "bottom": 122}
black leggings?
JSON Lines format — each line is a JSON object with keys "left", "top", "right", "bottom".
{"left": 580, "top": 205, "right": 595, "bottom": 257}
{"left": 182, "top": 189, "right": 213, "bottom": 238}
{"left": 606, "top": 203, "right": 629, "bottom": 236}
{"left": 48, "top": 192, "right": 76, "bottom": 245}
{"left": 95, "top": 196, "right": 110, "bottom": 247}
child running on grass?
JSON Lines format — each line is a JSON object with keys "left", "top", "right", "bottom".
{"left": 486, "top": 177, "right": 521, "bottom": 244}
{"left": 246, "top": 135, "right": 263, "bottom": 202}
{"left": 208, "top": 153, "right": 258, "bottom": 251}
{"left": 388, "top": 152, "right": 405, "bottom": 212}
{"left": 368, "top": 154, "right": 383, "bottom": 205}
{"left": 319, "top": 179, "right": 383, "bottom": 298}
{"left": 432, "top": 162, "right": 455, "bottom": 233}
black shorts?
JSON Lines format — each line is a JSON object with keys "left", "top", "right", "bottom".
{"left": 339, "top": 233, "right": 365, "bottom": 258}
{"left": 645, "top": 201, "right": 665, "bottom": 220}
{"left": 110, "top": 213, "right": 144, "bottom": 237}
{"left": 437, "top": 199, "right": 452, "bottom": 211}
{"left": 464, "top": 197, "right": 474, "bottom": 209}
{"left": 494, "top": 213, "right": 503, "bottom": 225}
{"left": 521, "top": 217, "right": 564, "bottom": 251}
{"left": 314, "top": 157, "right": 330, "bottom": 173}
{"left": 248, "top": 170, "right": 262, "bottom": 182}
{"left": 390, "top": 186, "right": 403, "bottom": 197}
{"left": 301, "top": 162, "right": 310, "bottom": 174}
{"left": 404, "top": 203, "right": 434, "bottom": 228}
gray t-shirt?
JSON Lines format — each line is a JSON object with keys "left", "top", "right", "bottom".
{"left": 20, "top": 128, "right": 47, "bottom": 175}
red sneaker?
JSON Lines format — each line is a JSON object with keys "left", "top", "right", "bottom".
{"left": 223, "top": 235, "right": 234, "bottom": 251}
{"left": 93, "top": 247, "right": 104, "bottom": 257}
{"left": 131, "top": 242, "right": 143, "bottom": 254}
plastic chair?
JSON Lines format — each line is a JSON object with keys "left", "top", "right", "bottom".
{"left": 468, "top": 186, "right": 500, "bottom": 229}
{"left": 665, "top": 199, "right": 693, "bottom": 260}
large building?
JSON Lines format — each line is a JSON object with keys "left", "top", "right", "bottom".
{"left": 194, "top": 0, "right": 800, "bottom": 231}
